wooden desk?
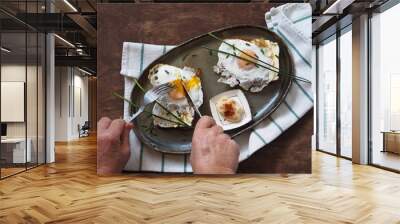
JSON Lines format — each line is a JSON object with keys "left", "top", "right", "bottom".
{"left": 97, "top": 3, "right": 312, "bottom": 173}
{"left": 1, "top": 138, "right": 31, "bottom": 164}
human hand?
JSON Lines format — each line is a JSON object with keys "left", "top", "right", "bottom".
{"left": 97, "top": 117, "right": 133, "bottom": 175}
{"left": 190, "top": 116, "right": 240, "bottom": 174}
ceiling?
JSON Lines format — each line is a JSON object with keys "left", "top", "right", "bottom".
{"left": 0, "top": 0, "right": 393, "bottom": 75}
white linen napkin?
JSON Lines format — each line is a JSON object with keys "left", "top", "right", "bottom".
{"left": 120, "top": 3, "right": 313, "bottom": 172}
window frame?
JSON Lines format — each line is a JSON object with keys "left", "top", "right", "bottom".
{"left": 315, "top": 23, "right": 353, "bottom": 160}
{"left": 367, "top": 0, "right": 400, "bottom": 173}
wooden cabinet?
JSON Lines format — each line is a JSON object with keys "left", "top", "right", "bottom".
{"left": 382, "top": 132, "right": 400, "bottom": 154}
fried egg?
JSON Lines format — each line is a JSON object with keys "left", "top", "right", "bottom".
{"left": 213, "top": 38, "right": 280, "bottom": 92}
{"left": 148, "top": 64, "right": 203, "bottom": 128}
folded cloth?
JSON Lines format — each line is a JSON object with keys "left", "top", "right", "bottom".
{"left": 120, "top": 3, "right": 313, "bottom": 172}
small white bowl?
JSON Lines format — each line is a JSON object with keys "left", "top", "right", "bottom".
{"left": 209, "top": 89, "right": 252, "bottom": 131}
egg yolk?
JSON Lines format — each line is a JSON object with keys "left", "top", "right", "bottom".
{"left": 251, "top": 38, "right": 269, "bottom": 48}
{"left": 185, "top": 76, "right": 201, "bottom": 90}
{"left": 237, "top": 50, "right": 257, "bottom": 70}
{"left": 169, "top": 79, "right": 185, "bottom": 100}
{"left": 168, "top": 76, "right": 201, "bottom": 100}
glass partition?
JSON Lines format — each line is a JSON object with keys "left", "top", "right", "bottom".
{"left": 27, "top": 30, "right": 38, "bottom": 169}
{"left": 339, "top": 28, "right": 352, "bottom": 158}
{"left": 38, "top": 32, "right": 45, "bottom": 165}
{"left": 316, "top": 25, "right": 353, "bottom": 160}
{"left": 1, "top": 30, "right": 28, "bottom": 177}
{"left": 317, "top": 36, "right": 337, "bottom": 154}
{"left": 0, "top": 1, "right": 46, "bottom": 179}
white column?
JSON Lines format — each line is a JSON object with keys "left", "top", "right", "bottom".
{"left": 352, "top": 14, "right": 369, "bottom": 164}
{"left": 46, "top": 33, "right": 55, "bottom": 163}
{"left": 45, "top": 1, "right": 55, "bottom": 163}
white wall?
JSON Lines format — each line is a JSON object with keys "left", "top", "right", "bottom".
{"left": 55, "top": 67, "right": 69, "bottom": 141}
{"left": 54, "top": 67, "right": 89, "bottom": 141}
{"left": 72, "top": 73, "right": 89, "bottom": 138}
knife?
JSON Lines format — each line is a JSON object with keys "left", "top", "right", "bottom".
{"left": 181, "top": 80, "right": 202, "bottom": 118}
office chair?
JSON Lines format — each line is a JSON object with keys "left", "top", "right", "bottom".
{"left": 79, "top": 121, "right": 90, "bottom": 138}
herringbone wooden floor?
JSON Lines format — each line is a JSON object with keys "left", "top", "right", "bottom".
{"left": 1, "top": 135, "right": 399, "bottom": 224}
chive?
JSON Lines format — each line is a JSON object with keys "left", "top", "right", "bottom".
{"left": 154, "top": 101, "right": 190, "bottom": 127}
{"left": 208, "top": 33, "right": 277, "bottom": 71}
{"left": 146, "top": 110, "right": 187, "bottom": 127}
{"left": 182, "top": 54, "right": 189, "bottom": 62}
{"left": 112, "top": 92, "right": 138, "bottom": 108}
{"left": 133, "top": 78, "right": 146, "bottom": 92}
{"left": 151, "top": 112, "right": 189, "bottom": 127}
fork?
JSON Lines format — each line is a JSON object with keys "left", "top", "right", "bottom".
{"left": 129, "top": 82, "right": 173, "bottom": 122}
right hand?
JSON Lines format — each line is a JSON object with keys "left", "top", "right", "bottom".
{"left": 190, "top": 116, "right": 240, "bottom": 174}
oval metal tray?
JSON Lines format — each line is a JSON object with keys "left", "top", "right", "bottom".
{"left": 131, "top": 25, "right": 293, "bottom": 154}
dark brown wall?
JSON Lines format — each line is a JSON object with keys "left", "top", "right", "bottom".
{"left": 88, "top": 77, "right": 97, "bottom": 132}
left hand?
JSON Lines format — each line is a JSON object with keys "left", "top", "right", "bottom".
{"left": 97, "top": 117, "right": 133, "bottom": 175}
